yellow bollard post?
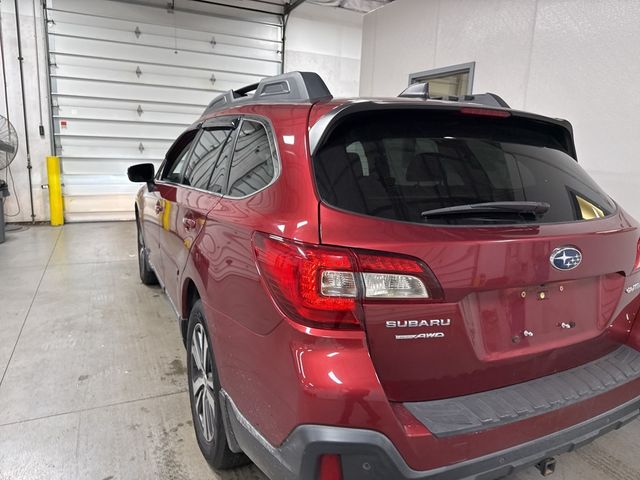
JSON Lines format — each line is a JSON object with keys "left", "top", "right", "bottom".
{"left": 46, "top": 156, "right": 64, "bottom": 226}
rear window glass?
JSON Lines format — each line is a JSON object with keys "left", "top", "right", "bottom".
{"left": 313, "top": 110, "right": 615, "bottom": 225}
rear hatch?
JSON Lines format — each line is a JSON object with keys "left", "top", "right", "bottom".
{"left": 312, "top": 105, "right": 640, "bottom": 402}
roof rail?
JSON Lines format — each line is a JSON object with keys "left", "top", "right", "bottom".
{"left": 399, "top": 83, "right": 510, "bottom": 108}
{"left": 201, "top": 71, "right": 332, "bottom": 117}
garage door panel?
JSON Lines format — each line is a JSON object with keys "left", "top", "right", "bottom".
{"left": 52, "top": 56, "right": 264, "bottom": 91}
{"left": 52, "top": 77, "right": 213, "bottom": 107}
{"left": 66, "top": 211, "right": 136, "bottom": 222}
{"left": 53, "top": 93, "right": 205, "bottom": 111}
{"left": 60, "top": 144, "right": 169, "bottom": 159}
{"left": 50, "top": 23, "right": 281, "bottom": 62}
{"left": 55, "top": 135, "right": 172, "bottom": 150}
{"left": 54, "top": 95, "right": 205, "bottom": 116}
{"left": 47, "top": 0, "right": 282, "bottom": 221}
{"left": 49, "top": 11, "right": 282, "bottom": 53}
{"left": 52, "top": 65, "right": 253, "bottom": 94}
{"left": 50, "top": 36, "right": 280, "bottom": 77}
{"left": 64, "top": 174, "right": 137, "bottom": 192}
{"left": 63, "top": 159, "right": 163, "bottom": 176}
{"left": 64, "top": 194, "right": 138, "bottom": 217}
{"left": 64, "top": 171, "right": 164, "bottom": 191}
{"left": 50, "top": 0, "right": 281, "bottom": 42}
{"left": 54, "top": 107, "right": 195, "bottom": 126}
{"left": 52, "top": 65, "right": 225, "bottom": 93}
{"left": 128, "top": 0, "right": 286, "bottom": 17}
{"left": 53, "top": 117, "right": 185, "bottom": 141}
{"left": 57, "top": 136, "right": 172, "bottom": 152}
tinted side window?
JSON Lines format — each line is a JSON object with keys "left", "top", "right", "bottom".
{"left": 183, "top": 129, "right": 232, "bottom": 191}
{"left": 161, "top": 130, "right": 198, "bottom": 182}
{"left": 208, "top": 131, "right": 235, "bottom": 194}
{"left": 227, "top": 120, "right": 276, "bottom": 198}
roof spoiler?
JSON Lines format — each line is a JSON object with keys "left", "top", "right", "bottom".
{"left": 309, "top": 101, "right": 577, "bottom": 160}
{"left": 201, "top": 71, "right": 333, "bottom": 117}
{"left": 399, "top": 82, "right": 510, "bottom": 108}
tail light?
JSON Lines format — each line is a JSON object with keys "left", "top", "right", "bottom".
{"left": 252, "top": 233, "right": 360, "bottom": 329}
{"left": 253, "top": 232, "right": 443, "bottom": 330}
{"left": 358, "top": 253, "right": 441, "bottom": 299}
{"left": 634, "top": 239, "right": 640, "bottom": 272}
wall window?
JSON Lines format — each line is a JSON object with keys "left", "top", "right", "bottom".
{"left": 409, "top": 62, "right": 475, "bottom": 98}
{"left": 227, "top": 120, "right": 276, "bottom": 198}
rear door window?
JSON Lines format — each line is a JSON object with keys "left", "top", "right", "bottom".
{"left": 183, "top": 128, "right": 233, "bottom": 192}
{"left": 160, "top": 130, "right": 198, "bottom": 183}
{"left": 227, "top": 119, "right": 277, "bottom": 198}
{"left": 207, "top": 130, "right": 235, "bottom": 194}
{"left": 313, "top": 110, "right": 615, "bottom": 225}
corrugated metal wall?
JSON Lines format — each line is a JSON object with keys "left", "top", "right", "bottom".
{"left": 46, "top": 0, "right": 283, "bottom": 221}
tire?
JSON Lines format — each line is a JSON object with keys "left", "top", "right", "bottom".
{"left": 187, "top": 300, "right": 248, "bottom": 470}
{"left": 136, "top": 218, "right": 158, "bottom": 285}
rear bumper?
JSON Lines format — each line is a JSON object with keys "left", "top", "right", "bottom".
{"left": 222, "top": 390, "right": 640, "bottom": 480}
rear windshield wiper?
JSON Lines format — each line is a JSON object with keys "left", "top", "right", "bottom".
{"left": 421, "top": 201, "right": 550, "bottom": 219}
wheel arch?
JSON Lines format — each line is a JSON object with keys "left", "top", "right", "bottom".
{"left": 180, "top": 277, "right": 200, "bottom": 343}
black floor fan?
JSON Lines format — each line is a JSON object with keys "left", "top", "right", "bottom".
{"left": 0, "top": 115, "right": 18, "bottom": 243}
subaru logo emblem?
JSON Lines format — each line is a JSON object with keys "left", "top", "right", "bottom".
{"left": 550, "top": 246, "right": 582, "bottom": 271}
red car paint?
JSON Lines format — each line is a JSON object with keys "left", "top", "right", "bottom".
{"left": 135, "top": 96, "right": 640, "bottom": 476}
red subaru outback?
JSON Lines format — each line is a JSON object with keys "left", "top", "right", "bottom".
{"left": 128, "top": 71, "right": 640, "bottom": 480}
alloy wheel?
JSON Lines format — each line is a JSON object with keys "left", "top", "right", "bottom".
{"left": 190, "top": 323, "right": 216, "bottom": 442}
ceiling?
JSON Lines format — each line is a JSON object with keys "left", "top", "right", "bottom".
{"left": 119, "top": 0, "right": 393, "bottom": 19}
{"left": 182, "top": 0, "right": 395, "bottom": 15}
{"left": 308, "top": 0, "right": 394, "bottom": 13}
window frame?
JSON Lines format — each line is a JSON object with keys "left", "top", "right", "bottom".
{"left": 157, "top": 127, "right": 200, "bottom": 184}
{"left": 183, "top": 119, "right": 238, "bottom": 194}
{"left": 156, "top": 116, "right": 239, "bottom": 196}
{"left": 408, "top": 62, "right": 476, "bottom": 96}
{"left": 223, "top": 115, "right": 281, "bottom": 200}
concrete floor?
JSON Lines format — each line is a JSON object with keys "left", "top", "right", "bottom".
{"left": 0, "top": 222, "right": 638, "bottom": 480}
{"left": 0, "top": 223, "right": 265, "bottom": 480}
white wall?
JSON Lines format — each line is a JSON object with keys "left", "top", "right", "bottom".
{"left": 0, "top": 0, "right": 53, "bottom": 223}
{"left": 285, "top": 3, "right": 363, "bottom": 98}
{"left": 360, "top": 0, "right": 640, "bottom": 220}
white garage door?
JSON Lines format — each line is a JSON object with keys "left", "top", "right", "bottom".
{"left": 45, "top": 0, "right": 283, "bottom": 221}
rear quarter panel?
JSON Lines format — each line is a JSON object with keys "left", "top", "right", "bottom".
{"left": 178, "top": 104, "right": 325, "bottom": 440}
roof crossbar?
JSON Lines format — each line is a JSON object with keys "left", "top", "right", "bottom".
{"left": 201, "top": 71, "right": 332, "bottom": 117}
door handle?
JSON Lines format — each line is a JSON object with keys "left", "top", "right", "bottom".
{"left": 155, "top": 201, "right": 164, "bottom": 214}
{"left": 182, "top": 217, "right": 197, "bottom": 230}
